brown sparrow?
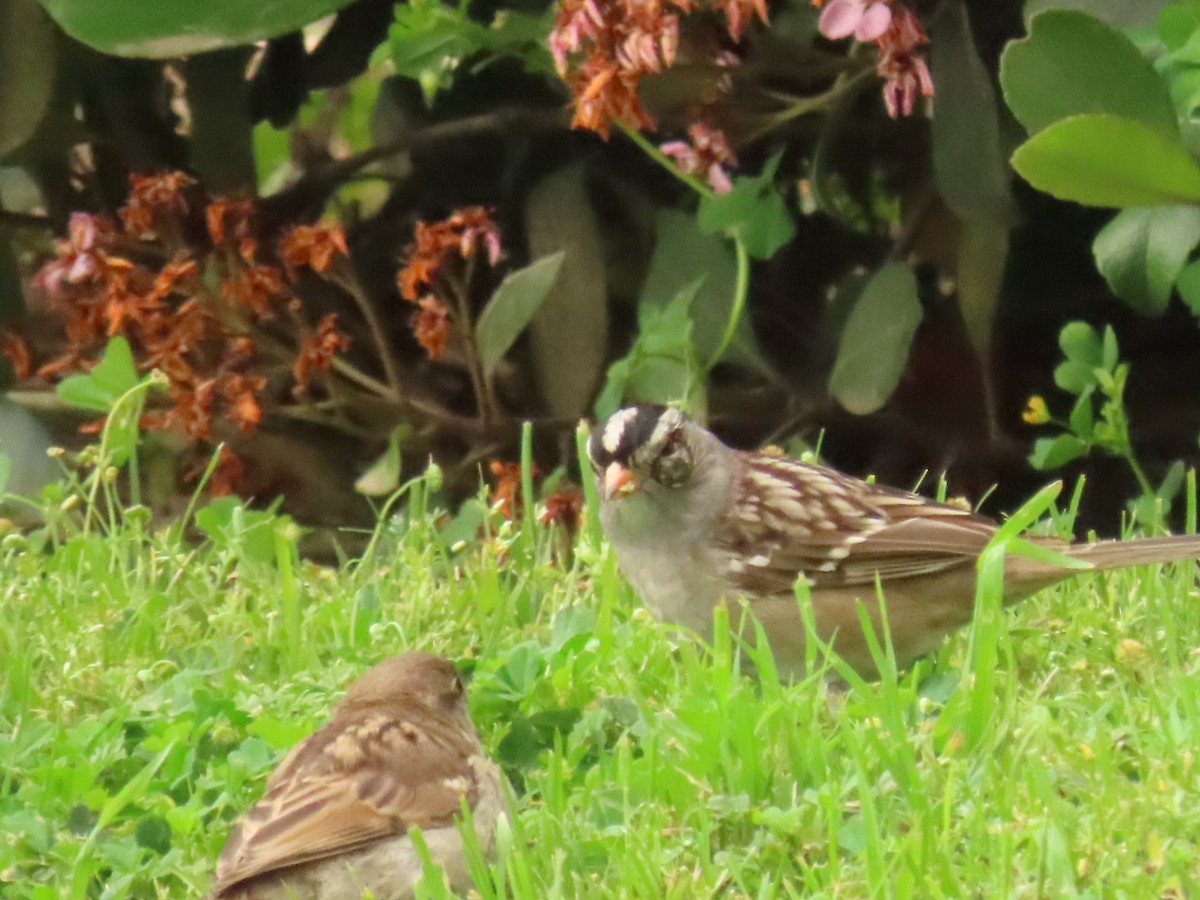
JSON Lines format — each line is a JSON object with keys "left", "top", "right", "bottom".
{"left": 210, "top": 653, "right": 504, "bottom": 899}
{"left": 588, "top": 405, "right": 1200, "bottom": 679}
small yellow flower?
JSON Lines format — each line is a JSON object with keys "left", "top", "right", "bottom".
{"left": 1022, "top": 395, "right": 1049, "bottom": 425}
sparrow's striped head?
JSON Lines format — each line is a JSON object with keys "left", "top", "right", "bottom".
{"left": 588, "top": 405, "right": 694, "bottom": 499}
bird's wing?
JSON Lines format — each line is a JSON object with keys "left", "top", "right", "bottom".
{"left": 713, "top": 453, "right": 1004, "bottom": 594}
{"left": 212, "top": 709, "right": 480, "bottom": 895}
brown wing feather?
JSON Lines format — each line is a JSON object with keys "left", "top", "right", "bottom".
{"left": 714, "top": 453, "right": 1004, "bottom": 594}
{"left": 212, "top": 707, "right": 479, "bottom": 896}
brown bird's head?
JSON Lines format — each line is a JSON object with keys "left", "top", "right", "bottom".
{"left": 339, "top": 652, "right": 470, "bottom": 724}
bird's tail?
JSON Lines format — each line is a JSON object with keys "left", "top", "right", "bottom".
{"left": 1067, "top": 535, "right": 1200, "bottom": 571}
{"left": 1001, "top": 533, "right": 1200, "bottom": 601}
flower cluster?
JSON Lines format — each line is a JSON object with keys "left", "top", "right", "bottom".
{"left": 659, "top": 123, "right": 738, "bottom": 194}
{"left": 550, "top": 0, "right": 767, "bottom": 138}
{"left": 396, "top": 206, "right": 502, "bottom": 360}
{"left": 26, "top": 172, "right": 351, "bottom": 443}
{"left": 815, "top": 0, "right": 933, "bottom": 118}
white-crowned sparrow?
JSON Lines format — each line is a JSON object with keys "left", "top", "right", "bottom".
{"left": 588, "top": 404, "right": 1200, "bottom": 678}
{"left": 210, "top": 653, "right": 504, "bottom": 900}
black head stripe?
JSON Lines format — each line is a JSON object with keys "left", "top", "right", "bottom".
{"left": 588, "top": 405, "right": 671, "bottom": 469}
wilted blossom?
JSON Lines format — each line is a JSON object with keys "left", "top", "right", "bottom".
{"left": 396, "top": 207, "right": 502, "bottom": 302}
{"left": 876, "top": 7, "right": 933, "bottom": 118}
{"left": 814, "top": 0, "right": 933, "bottom": 118}
{"left": 550, "top": 0, "right": 766, "bottom": 137}
{"left": 659, "top": 123, "right": 738, "bottom": 193}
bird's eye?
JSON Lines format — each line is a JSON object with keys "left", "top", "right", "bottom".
{"left": 651, "top": 434, "right": 693, "bottom": 488}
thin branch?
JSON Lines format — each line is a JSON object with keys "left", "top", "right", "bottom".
{"left": 327, "top": 268, "right": 402, "bottom": 398}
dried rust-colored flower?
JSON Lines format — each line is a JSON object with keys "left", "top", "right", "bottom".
{"left": 219, "top": 372, "right": 268, "bottom": 432}
{"left": 279, "top": 222, "right": 349, "bottom": 275}
{"left": 120, "top": 171, "right": 197, "bottom": 238}
{"left": 222, "top": 265, "right": 289, "bottom": 320}
{"left": 550, "top": 0, "right": 766, "bottom": 137}
{"left": 411, "top": 296, "right": 451, "bottom": 360}
{"left": 396, "top": 207, "right": 501, "bottom": 302}
{"left": 209, "top": 445, "right": 248, "bottom": 497}
{"left": 0, "top": 328, "right": 31, "bottom": 379}
{"left": 293, "top": 314, "right": 350, "bottom": 393}
{"left": 206, "top": 198, "right": 256, "bottom": 247}
{"left": 540, "top": 485, "right": 585, "bottom": 533}
{"left": 488, "top": 460, "right": 543, "bottom": 521}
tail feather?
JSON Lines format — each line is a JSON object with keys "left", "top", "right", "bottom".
{"left": 1008, "top": 535, "right": 1200, "bottom": 590}
{"left": 1068, "top": 535, "right": 1200, "bottom": 571}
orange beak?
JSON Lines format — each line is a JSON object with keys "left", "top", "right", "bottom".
{"left": 603, "top": 462, "right": 637, "bottom": 500}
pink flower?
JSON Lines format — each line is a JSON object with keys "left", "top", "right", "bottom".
{"left": 660, "top": 123, "right": 737, "bottom": 194}
{"left": 818, "top": 0, "right": 892, "bottom": 42}
{"left": 876, "top": 7, "right": 933, "bottom": 118}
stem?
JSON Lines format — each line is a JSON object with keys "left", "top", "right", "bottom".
{"left": 330, "top": 356, "right": 396, "bottom": 399}
{"left": 618, "top": 122, "right": 714, "bottom": 199}
{"left": 706, "top": 235, "right": 749, "bottom": 372}
{"left": 445, "top": 258, "right": 497, "bottom": 427}
{"left": 329, "top": 268, "right": 403, "bottom": 398}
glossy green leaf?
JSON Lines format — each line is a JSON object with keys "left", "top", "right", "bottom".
{"left": 1001, "top": 10, "right": 1177, "bottom": 138}
{"left": 475, "top": 252, "right": 565, "bottom": 378}
{"left": 1092, "top": 205, "right": 1200, "bottom": 313}
{"left": 828, "top": 263, "right": 922, "bottom": 415}
{"left": 1011, "top": 115, "right": 1200, "bottom": 207}
{"left": 35, "top": 0, "right": 358, "bottom": 58}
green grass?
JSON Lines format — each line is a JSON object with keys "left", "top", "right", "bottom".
{"left": 2, "top": 462, "right": 1200, "bottom": 898}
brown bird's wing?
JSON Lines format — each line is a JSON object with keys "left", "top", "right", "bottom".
{"left": 714, "top": 454, "right": 1006, "bottom": 594}
{"left": 211, "top": 708, "right": 481, "bottom": 896}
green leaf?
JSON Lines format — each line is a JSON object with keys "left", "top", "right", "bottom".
{"left": 1159, "top": 2, "right": 1200, "bottom": 50}
{"left": 194, "top": 497, "right": 283, "bottom": 565}
{"left": 1000, "top": 10, "right": 1178, "bottom": 138}
{"left": 828, "top": 263, "right": 922, "bottom": 415}
{"left": 1068, "top": 395, "right": 1094, "bottom": 439}
{"left": 1011, "top": 115, "right": 1200, "bottom": 208}
{"left": 1179, "top": 255, "right": 1200, "bottom": 316}
{"left": 1053, "top": 361, "right": 1094, "bottom": 394}
{"left": 931, "top": 2, "right": 1012, "bottom": 222}
{"left": 1092, "top": 205, "right": 1200, "bottom": 313}
{"left": 697, "top": 153, "right": 795, "bottom": 260}
{"left": 639, "top": 210, "right": 770, "bottom": 372}
{"left": 592, "top": 282, "right": 703, "bottom": 419}
{"left": 475, "top": 252, "right": 565, "bottom": 378}
{"left": 56, "top": 336, "right": 139, "bottom": 412}
{"left": 354, "top": 424, "right": 409, "bottom": 497}
{"left": 1029, "top": 434, "right": 1088, "bottom": 469}
{"left": 1058, "top": 321, "right": 1103, "bottom": 366}
{"left": 0, "top": 0, "right": 57, "bottom": 157}
{"left": 36, "top": 0, "right": 360, "bottom": 57}
{"left": 1101, "top": 324, "right": 1120, "bottom": 370}
{"left": 389, "top": 0, "right": 551, "bottom": 101}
